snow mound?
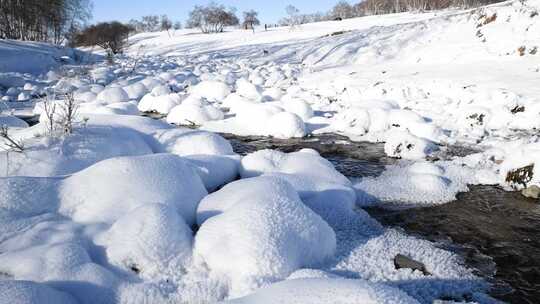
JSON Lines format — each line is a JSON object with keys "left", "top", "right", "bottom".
{"left": 59, "top": 154, "right": 207, "bottom": 226}
{"left": 153, "top": 128, "right": 233, "bottom": 156}
{"left": 0, "top": 114, "right": 28, "bottom": 128}
{"left": 138, "top": 93, "right": 181, "bottom": 114}
{"left": 184, "top": 154, "right": 239, "bottom": 192}
{"left": 102, "top": 203, "right": 193, "bottom": 279}
{"left": 194, "top": 176, "right": 336, "bottom": 296}
{"left": 0, "top": 280, "right": 77, "bottom": 304}
{"left": 239, "top": 149, "right": 355, "bottom": 217}
{"left": 96, "top": 87, "right": 130, "bottom": 104}
{"left": 190, "top": 80, "right": 231, "bottom": 102}
{"left": 166, "top": 103, "right": 224, "bottom": 125}
{"left": 355, "top": 162, "right": 473, "bottom": 206}
{"left": 235, "top": 78, "right": 263, "bottom": 102}
{"left": 265, "top": 112, "right": 306, "bottom": 139}
{"left": 224, "top": 278, "right": 419, "bottom": 304}
{"left": 384, "top": 130, "right": 438, "bottom": 160}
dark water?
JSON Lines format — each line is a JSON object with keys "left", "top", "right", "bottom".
{"left": 225, "top": 133, "right": 540, "bottom": 304}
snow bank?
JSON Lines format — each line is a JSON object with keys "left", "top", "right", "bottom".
{"left": 224, "top": 278, "right": 420, "bottom": 304}
{"left": 0, "top": 280, "right": 77, "bottom": 304}
{"left": 59, "top": 154, "right": 207, "bottom": 226}
{"left": 0, "top": 114, "right": 28, "bottom": 128}
{"left": 194, "top": 176, "right": 336, "bottom": 296}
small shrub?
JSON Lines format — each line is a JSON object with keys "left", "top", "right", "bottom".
{"left": 75, "top": 22, "right": 132, "bottom": 55}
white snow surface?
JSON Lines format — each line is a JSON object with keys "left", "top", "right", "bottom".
{"left": 2, "top": 0, "right": 538, "bottom": 303}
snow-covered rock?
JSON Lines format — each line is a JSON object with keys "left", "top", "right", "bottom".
{"left": 224, "top": 278, "right": 420, "bottom": 304}
{"left": 102, "top": 203, "right": 193, "bottom": 279}
{"left": 166, "top": 103, "right": 224, "bottom": 125}
{"left": 194, "top": 176, "right": 336, "bottom": 296}
{"left": 59, "top": 154, "right": 208, "bottom": 226}
{"left": 153, "top": 128, "right": 234, "bottom": 156}
{"left": 96, "top": 87, "right": 129, "bottom": 104}
{"left": 190, "top": 80, "right": 231, "bottom": 102}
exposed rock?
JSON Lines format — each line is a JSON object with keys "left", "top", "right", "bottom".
{"left": 393, "top": 254, "right": 430, "bottom": 275}
{"left": 506, "top": 164, "right": 534, "bottom": 189}
{"left": 522, "top": 185, "right": 540, "bottom": 199}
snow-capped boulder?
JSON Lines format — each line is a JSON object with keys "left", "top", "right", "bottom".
{"left": 138, "top": 93, "right": 181, "bottom": 114}
{"left": 102, "top": 204, "right": 193, "bottom": 279}
{"left": 0, "top": 114, "right": 29, "bottom": 128}
{"left": 96, "top": 87, "right": 129, "bottom": 104}
{"left": 265, "top": 112, "right": 306, "bottom": 139}
{"left": 281, "top": 98, "right": 314, "bottom": 121}
{"left": 166, "top": 103, "right": 224, "bottom": 125}
{"left": 384, "top": 130, "right": 438, "bottom": 160}
{"left": 153, "top": 128, "right": 234, "bottom": 156}
{"left": 190, "top": 80, "right": 231, "bottom": 102}
{"left": 59, "top": 154, "right": 208, "bottom": 226}
{"left": 224, "top": 278, "right": 420, "bottom": 304}
{"left": 184, "top": 154, "right": 240, "bottom": 192}
{"left": 236, "top": 78, "right": 263, "bottom": 102}
{"left": 194, "top": 176, "right": 336, "bottom": 296}
{"left": 239, "top": 149, "right": 355, "bottom": 216}
{"left": 124, "top": 82, "right": 148, "bottom": 100}
{"left": 0, "top": 280, "right": 78, "bottom": 304}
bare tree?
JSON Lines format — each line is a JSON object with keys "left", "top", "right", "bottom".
{"left": 0, "top": 125, "right": 24, "bottom": 153}
{"left": 160, "top": 15, "right": 173, "bottom": 37}
{"left": 283, "top": 5, "right": 301, "bottom": 28}
{"left": 243, "top": 10, "right": 260, "bottom": 31}
{"left": 0, "top": 0, "right": 91, "bottom": 44}
{"left": 330, "top": 1, "right": 354, "bottom": 20}
{"left": 186, "top": 2, "right": 239, "bottom": 33}
{"left": 75, "top": 21, "right": 132, "bottom": 55}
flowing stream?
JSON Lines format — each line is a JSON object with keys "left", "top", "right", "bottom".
{"left": 223, "top": 132, "right": 540, "bottom": 304}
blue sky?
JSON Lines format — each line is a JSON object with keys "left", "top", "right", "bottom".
{"left": 91, "top": 0, "right": 352, "bottom": 25}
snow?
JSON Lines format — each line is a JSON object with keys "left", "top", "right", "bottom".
{"left": 59, "top": 154, "right": 208, "bottom": 226}
{"left": 0, "top": 114, "right": 28, "bottom": 128}
{"left": 190, "top": 80, "right": 231, "bottom": 102}
{"left": 153, "top": 128, "right": 234, "bottom": 156}
{"left": 1, "top": 0, "right": 538, "bottom": 302}
{"left": 166, "top": 102, "right": 224, "bottom": 125}
{"left": 224, "top": 278, "right": 420, "bottom": 304}
{"left": 100, "top": 203, "right": 193, "bottom": 279}
{"left": 138, "top": 92, "right": 181, "bottom": 114}
{"left": 0, "top": 280, "right": 78, "bottom": 304}
{"left": 194, "top": 176, "right": 336, "bottom": 296}
{"left": 96, "top": 87, "right": 130, "bottom": 104}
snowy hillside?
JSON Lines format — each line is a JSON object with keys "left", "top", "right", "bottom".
{"left": 0, "top": 0, "right": 540, "bottom": 303}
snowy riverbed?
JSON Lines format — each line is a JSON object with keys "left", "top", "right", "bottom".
{"left": 1, "top": 0, "right": 540, "bottom": 303}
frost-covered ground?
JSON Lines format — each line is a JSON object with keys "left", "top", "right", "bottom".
{"left": 1, "top": 0, "right": 539, "bottom": 303}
